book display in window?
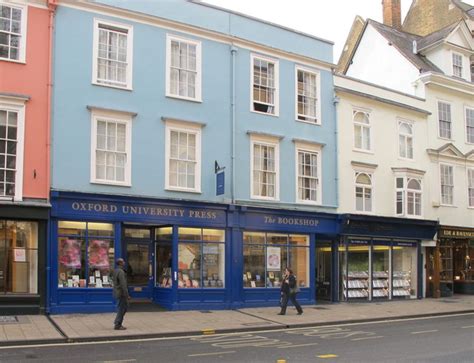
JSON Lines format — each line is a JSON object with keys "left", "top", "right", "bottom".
{"left": 88, "top": 240, "right": 112, "bottom": 288}
{"left": 343, "top": 271, "right": 369, "bottom": 299}
{"left": 393, "top": 271, "right": 412, "bottom": 297}
{"left": 372, "top": 271, "right": 389, "bottom": 298}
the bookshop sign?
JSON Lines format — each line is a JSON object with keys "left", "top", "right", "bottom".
{"left": 244, "top": 211, "right": 336, "bottom": 233}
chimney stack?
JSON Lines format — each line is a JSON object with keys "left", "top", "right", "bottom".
{"left": 382, "top": 0, "right": 402, "bottom": 30}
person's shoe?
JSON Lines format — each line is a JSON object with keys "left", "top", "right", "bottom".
{"left": 277, "top": 312, "right": 285, "bottom": 315}
{"left": 114, "top": 325, "right": 127, "bottom": 330}
{"left": 297, "top": 311, "right": 303, "bottom": 315}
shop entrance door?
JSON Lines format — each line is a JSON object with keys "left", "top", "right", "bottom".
{"left": 316, "top": 242, "right": 332, "bottom": 301}
{"left": 123, "top": 227, "right": 154, "bottom": 300}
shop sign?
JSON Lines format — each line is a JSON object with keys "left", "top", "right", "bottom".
{"left": 349, "top": 239, "right": 370, "bottom": 245}
{"left": 439, "top": 228, "right": 474, "bottom": 239}
{"left": 266, "top": 246, "right": 281, "bottom": 271}
{"left": 216, "top": 171, "right": 225, "bottom": 196}
{"left": 56, "top": 199, "right": 226, "bottom": 225}
{"left": 393, "top": 241, "right": 417, "bottom": 247}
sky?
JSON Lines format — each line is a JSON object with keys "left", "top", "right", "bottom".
{"left": 203, "top": 0, "right": 474, "bottom": 62}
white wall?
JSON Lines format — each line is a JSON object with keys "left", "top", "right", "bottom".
{"left": 347, "top": 24, "right": 421, "bottom": 97}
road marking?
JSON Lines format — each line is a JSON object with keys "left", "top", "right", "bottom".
{"left": 276, "top": 360, "right": 286, "bottom": 363}
{"left": 278, "top": 342, "right": 319, "bottom": 348}
{"left": 202, "top": 328, "right": 215, "bottom": 335}
{"left": 188, "top": 351, "right": 236, "bottom": 357}
{"left": 101, "top": 360, "right": 136, "bottom": 363}
{"left": 351, "top": 335, "right": 384, "bottom": 341}
{"left": 317, "top": 354, "right": 338, "bottom": 358}
{"left": 410, "top": 330, "right": 438, "bottom": 334}
{"left": 461, "top": 325, "right": 474, "bottom": 329}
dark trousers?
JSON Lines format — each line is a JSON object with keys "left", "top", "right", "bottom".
{"left": 280, "top": 292, "right": 303, "bottom": 314}
{"left": 114, "top": 296, "right": 128, "bottom": 327}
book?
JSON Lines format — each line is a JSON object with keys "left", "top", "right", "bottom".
{"left": 250, "top": 281, "right": 256, "bottom": 288}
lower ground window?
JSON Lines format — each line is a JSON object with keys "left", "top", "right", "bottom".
{"left": 0, "top": 220, "right": 38, "bottom": 294}
{"left": 243, "top": 232, "right": 309, "bottom": 288}
{"left": 177, "top": 228, "right": 225, "bottom": 288}
{"left": 58, "top": 221, "right": 114, "bottom": 288}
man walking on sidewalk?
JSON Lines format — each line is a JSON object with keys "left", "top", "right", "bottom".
{"left": 112, "top": 258, "right": 130, "bottom": 330}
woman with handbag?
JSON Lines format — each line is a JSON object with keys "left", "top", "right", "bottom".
{"left": 278, "top": 267, "right": 303, "bottom": 315}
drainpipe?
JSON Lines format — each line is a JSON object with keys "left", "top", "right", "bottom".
{"left": 46, "top": 0, "right": 57, "bottom": 313}
{"left": 230, "top": 44, "right": 237, "bottom": 204}
{"left": 333, "top": 92, "right": 340, "bottom": 208}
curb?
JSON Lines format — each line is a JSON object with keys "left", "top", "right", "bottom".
{"left": 1, "top": 309, "right": 473, "bottom": 347}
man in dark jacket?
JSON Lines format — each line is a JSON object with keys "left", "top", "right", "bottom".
{"left": 278, "top": 267, "right": 303, "bottom": 315}
{"left": 112, "top": 258, "right": 130, "bottom": 330}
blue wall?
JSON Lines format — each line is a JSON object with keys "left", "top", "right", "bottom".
{"left": 52, "top": 1, "right": 337, "bottom": 210}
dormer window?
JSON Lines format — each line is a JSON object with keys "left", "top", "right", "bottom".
{"left": 452, "top": 53, "right": 463, "bottom": 78}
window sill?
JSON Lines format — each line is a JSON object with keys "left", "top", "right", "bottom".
{"left": 353, "top": 148, "right": 374, "bottom": 155}
{"left": 92, "top": 81, "right": 133, "bottom": 92}
{"left": 437, "top": 136, "right": 453, "bottom": 142}
{"left": 165, "top": 187, "right": 202, "bottom": 194}
{"left": 295, "top": 200, "right": 322, "bottom": 206}
{"left": 251, "top": 109, "right": 279, "bottom": 118}
{"left": 90, "top": 180, "right": 132, "bottom": 187}
{"left": 440, "top": 204, "right": 457, "bottom": 208}
{"left": 295, "top": 118, "right": 321, "bottom": 126}
{"left": 398, "top": 156, "right": 415, "bottom": 162}
{"left": 0, "top": 57, "right": 26, "bottom": 64}
{"left": 250, "top": 196, "right": 279, "bottom": 201}
{"left": 166, "top": 93, "right": 202, "bottom": 103}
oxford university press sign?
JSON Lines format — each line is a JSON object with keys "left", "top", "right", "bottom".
{"left": 56, "top": 199, "right": 226, "bottom": 225}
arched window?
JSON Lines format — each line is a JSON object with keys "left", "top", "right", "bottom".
{"left": 399, "top": 121, "right": 413, "bottom": 159}
{"left": 353, "top": 111, "right": 371, "bottom": 151}
{"left": 355, "top": 172, "right": 372, "bottom": 212}
{"left": 396, "top": 177, "right": 422, "bottom": 217}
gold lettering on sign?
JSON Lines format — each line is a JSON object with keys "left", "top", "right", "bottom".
{"left": 263, "top": 215, "right": 319, "bottom": 226}
{"left": 72, "top": 202, "right": 117, "bottom": 213}
{"left": 441, "top": 229, "right": 474, "bottom": 238}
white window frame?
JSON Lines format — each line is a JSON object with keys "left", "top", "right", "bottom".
{"left": 250, "top": 53, "right": 279, "bottom": 116}
{"left": 92, "top": 18, "right": 133, "bottom": 90}
{"left": 250, "top": 135, "right": 279, "bottom": 200}
{"left": 398, "top": 119, "right": 414, "bottom": 160}
{"left": 452, "top": 52, "right": 463, "bottom": 78}
{"left": 353, "top": 108, "right": 372, "bottom": 152}
{"left": 165, "top": 34, "right": 202, "bottom": 102}
{"left": 354, "top": 171, "right": 373, "bottom": 213}
{"left": 468, "top": 168, "right": 474, "bottom": 208}
{"left": 395, "top": 176, "right": 423, "bottom": 218}
{"left": 164, "top": 120, "right": 202, "bottom": 193}
{"left": 0, "top": 1, "right": 27, "bottom": 63}
{"left": 437, "top": 101, "right": 452, "bottom": 140}
{"left": 0, "top": 97, "right": 25, "bottom": 201}
{"left": 294, "top": 142, "right": 322, "bottom": 205}
{"left": 440, "top": 163, "right": 454, "bottom": 206}
{"left": 295, "top": 66, "right": 321, "bottom": 125}
{"left": 465, "top": 106, "right": 474, "bottom": 144}
{"left": 90, "top": 110, "right": 132, "bottom": 186}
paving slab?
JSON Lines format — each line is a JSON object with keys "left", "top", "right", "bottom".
{"left": 0, "top": 315, "right": 64, "bottom": 346}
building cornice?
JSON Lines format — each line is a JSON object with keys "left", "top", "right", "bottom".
{"left": 418, "top": 72, "right": 474, "bottom": 96}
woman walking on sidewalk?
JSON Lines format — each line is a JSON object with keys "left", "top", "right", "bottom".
{"left": 278, "top": 267, "right": 303, "bottom": 315}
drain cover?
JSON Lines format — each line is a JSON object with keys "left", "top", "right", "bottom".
{"left": 0, "top": 316, "right": 18, "bottom": 323}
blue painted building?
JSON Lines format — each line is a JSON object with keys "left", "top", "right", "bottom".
{"left": 48, "top": 0, "right": 340, "bottom": 313}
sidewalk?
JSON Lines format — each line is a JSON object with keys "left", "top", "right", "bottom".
{"left": 1, "top": 295, "right": 473, "bottom": 346}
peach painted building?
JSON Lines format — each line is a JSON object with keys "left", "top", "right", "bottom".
{"left": 0, "top": 0, "right": 54, "bottom": 314}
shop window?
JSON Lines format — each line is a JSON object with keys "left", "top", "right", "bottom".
{"left": 243, "top": 232, "right": 309, "bottom": 289}
{"left": 58, "top": 221, "right": 114, "bottom": 288}
{"left": 166, "top": 34, "right": 202, "bottom": 101}
{"left": 177, "top": 227, "right": 225, "bottom": 288}
{"left": 155, "top": 226, "right": 173, "bottom": 288}
{"left": 392, "top": 245, "right": 417, "bottom": 299}
{"left": 372, "top": 246, "right": 390, "bottom": 299}
{"left": 453, "top": 241, "right": 473, "bottom": 283}
{"left": 0, "top": 220, "right": 38, "bottom": 294}
{"left": 251, "top": 54, "right": 279, "bottom": 115}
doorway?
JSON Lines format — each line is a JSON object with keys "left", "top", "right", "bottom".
{"left": 123, "top": 227, "right": 154, "bottom": 300}
{"left": 316, "top": 241, "right": 332, "bottom": 301}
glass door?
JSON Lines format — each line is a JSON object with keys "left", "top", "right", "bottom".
{"left": 123, "top": 227, "right": 153, "bottom": 300}
{"left": 316, "top": 241, "right": 332, "bottom": 301}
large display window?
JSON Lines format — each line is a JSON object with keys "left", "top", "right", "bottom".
{"left": 0, "top": 220, "right": 38, "bottom": 294}
{"left": 155, "top": 227, "right": 172, "bottom": 288}
{"left": 58, "top": 221, "right": 114, "bottom": 288}
{"left": 453, "top": 240, "right": 473, "bottom": 283}
{"left": 243, "top": 232, "right": 309, "bottom": 289}
{"left": 177, "top": 228, "right": 225, "bottom": 288}
{"left": 340, "top": 239, "right": 417, "bottom": 301}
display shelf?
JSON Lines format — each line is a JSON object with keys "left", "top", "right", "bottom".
{"left": 392, "top": 271, "right": 411, "bottom": 298}
{"left": 344, "top": 271, "right": 369, "bottom": 299}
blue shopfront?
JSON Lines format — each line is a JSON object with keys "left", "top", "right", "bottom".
{"left": 336, "top": 214, "right": 439, "bottom": 303}
{"left": 48, "top": 192, "right": 339, "bottom": 314}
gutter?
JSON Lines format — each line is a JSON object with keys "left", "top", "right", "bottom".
{"left": 231, "top": 44, "right": 237, "bottom": 203}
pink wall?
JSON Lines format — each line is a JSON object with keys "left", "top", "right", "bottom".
{"left": 0, "top": 5, "right": 50, "bottom": 200}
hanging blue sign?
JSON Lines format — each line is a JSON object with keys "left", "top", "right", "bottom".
{"left": 216, "top": 171, "right": 225, "bottom": 196}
